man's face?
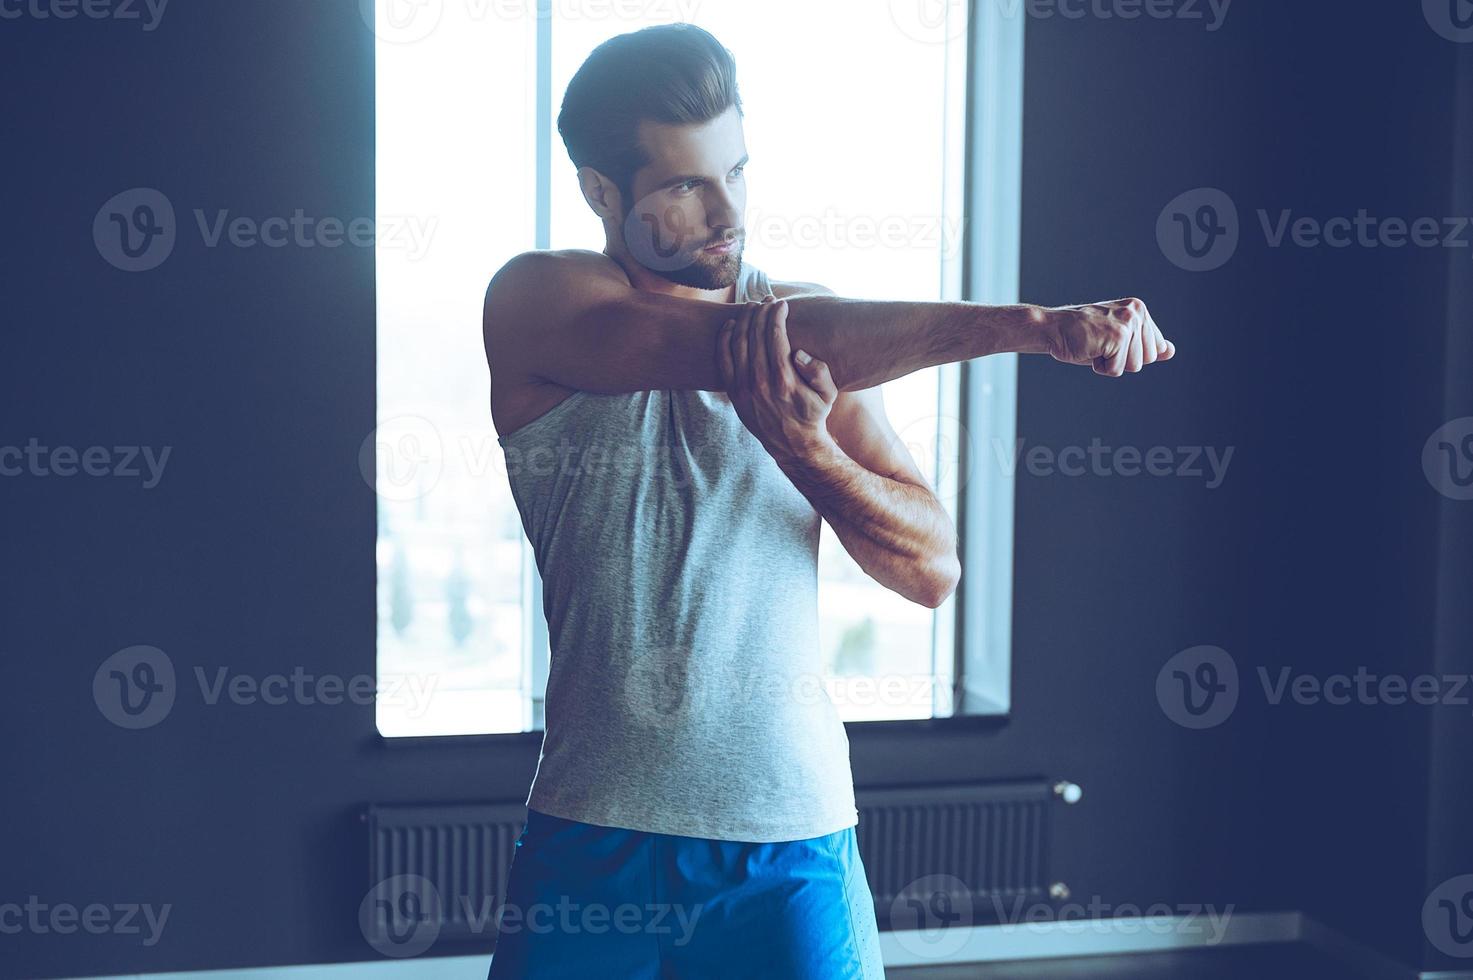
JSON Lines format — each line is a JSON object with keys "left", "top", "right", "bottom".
{"left": 619, "top": 105, "right": 747, "bottom": 290}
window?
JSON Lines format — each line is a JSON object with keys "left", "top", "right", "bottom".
{"left": 371, "top": 1, "right": 1022, "bottom": 736}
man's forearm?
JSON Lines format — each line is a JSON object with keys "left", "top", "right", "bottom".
{"left": 575, "top": 290, "right": 1051, "bottom": 393}
{"left": 771, "top": 439, "right": 961, "bottom": 608}
{"left": 781, "top": 296, "right": 1050, "bottom": 391}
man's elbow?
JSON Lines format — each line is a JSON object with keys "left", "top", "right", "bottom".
{"left": 918, "top": 553, "right": 961, "bottom": 609}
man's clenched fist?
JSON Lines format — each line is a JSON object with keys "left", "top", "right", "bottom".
{"left": 1043, "top": 297, "right": 1176, "bottom": 377}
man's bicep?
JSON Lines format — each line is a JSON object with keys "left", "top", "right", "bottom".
{"left": 482, "top": 250, "right": 630, "bottom": 391}
{"left": 825, "top": 386, "right": 932, "bottom": 489}
{"left": 483, "top": 250, "right": 729, "bottom": 393}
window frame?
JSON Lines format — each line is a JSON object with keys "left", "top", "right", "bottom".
{"left": 372, "top": 2, "right": 1025, "bottom": 742}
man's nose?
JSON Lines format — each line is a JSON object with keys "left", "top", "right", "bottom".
{"left": 705, "top": 182, "right": 741, "bottom": 232}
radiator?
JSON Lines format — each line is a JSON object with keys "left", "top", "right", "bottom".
{"left": 363, "top": 778, "right": 1068, "bottom": 945}
{"left": 364, "top": 801, "right": 526, "bottom": 945}
{"left": 855, "top": 779, "right": 1062, "bottom": 930}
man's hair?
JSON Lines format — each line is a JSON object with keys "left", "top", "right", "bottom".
{"left": 557, "top": 23, "right": 742, "bottom": 207}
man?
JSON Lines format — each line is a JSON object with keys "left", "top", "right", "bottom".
{"left": 482, "top": 22, "right": 1173, "bottom": 980}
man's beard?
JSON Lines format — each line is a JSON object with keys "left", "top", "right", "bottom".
{"left": 617, "top": 204, "right": 744, "bottom": 288}
{"left": 650, "top": 239, "right": 743, "bottom": 290}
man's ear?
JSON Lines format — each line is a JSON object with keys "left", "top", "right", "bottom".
{"left": 577, "top": 166, "right": 622, "bottom": 220}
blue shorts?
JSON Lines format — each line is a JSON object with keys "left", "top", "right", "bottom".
{"left": 485, "top": 808, "right": 884, "bottom": 979}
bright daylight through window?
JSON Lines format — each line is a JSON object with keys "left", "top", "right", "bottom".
{"left": 371, "top": 0, "right": 1014, "bottom": 737}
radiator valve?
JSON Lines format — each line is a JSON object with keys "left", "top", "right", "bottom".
{"left": 1052, "top": 780, "right": 1083, "bottom": 805}
{"left": 1049, "top": 882, "right": 1071, "bottom": 901}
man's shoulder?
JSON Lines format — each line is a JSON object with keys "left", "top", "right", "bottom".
{"left": 481, "top": 250, "right": 634, "bottom": 354}
{"left": 486, "top": 248, "right": 628, "bottom": 299}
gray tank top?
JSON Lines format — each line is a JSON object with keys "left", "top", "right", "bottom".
{"left": 496, "top": 261, "right": 858, "bottom": 843}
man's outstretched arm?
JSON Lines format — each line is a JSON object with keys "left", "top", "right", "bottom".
{"left": 482, "top": 249, "right": 1174, "bottom": 397}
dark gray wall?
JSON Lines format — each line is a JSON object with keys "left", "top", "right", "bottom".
{"left": 1007, "top": 0, "right": 1466, "bottom": 970}
{"left": 1, "top": 1, "right": 1467, "bottom": 977}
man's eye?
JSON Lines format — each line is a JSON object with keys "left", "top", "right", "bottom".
{"left": 730, "top": 167, "right": 745, "bottom": 178}
{"left": 676, "top": 181, "right": 699, "bottom": 193}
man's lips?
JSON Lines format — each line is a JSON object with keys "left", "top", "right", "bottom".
{"left": 703, "top": 238, "right": 739, "bottom": 254}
